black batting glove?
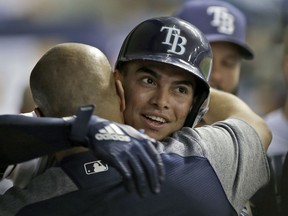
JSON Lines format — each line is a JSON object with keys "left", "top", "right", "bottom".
{"left": 69, "top": 105, "right": 165, "bottom": 197}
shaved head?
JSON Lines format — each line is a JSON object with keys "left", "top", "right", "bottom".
{"left": 30, "top": 43, "right": 123, "bottom": 122}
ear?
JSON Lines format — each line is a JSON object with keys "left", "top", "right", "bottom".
{"left": 114, "top": 70, "right": 125, "bottom": 112}
{"left": 34, "top": 107, "right": 44, "bottom": 117}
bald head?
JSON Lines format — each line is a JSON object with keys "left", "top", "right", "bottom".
{"left": 30, "top": 43, "right": 123, "bottom": 122}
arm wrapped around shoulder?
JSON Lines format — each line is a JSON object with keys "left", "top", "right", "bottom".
{"left": 0, "top": 105, "right": 165, "bottom": 196}
{"left": 0, "top": 114, "right": 74, "bottom": 166}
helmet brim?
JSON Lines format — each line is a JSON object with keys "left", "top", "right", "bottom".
{"left": 118, "top": 53, "right": 210, "bottom": 93}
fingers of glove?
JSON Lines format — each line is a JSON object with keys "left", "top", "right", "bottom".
{"left": 109, "top": 158, "right": 134, "bottom": 193}
{"left": 98, "top": 147, "right": 148, "bottom": 197}
{"left": 142, "top": 140, "right": 165, "bottom": 184}
{"left": 137, "top": 150, "right": 162, "bottom": 195}
{"left": 126, "top": 152, "right": 148, "bottom": 198}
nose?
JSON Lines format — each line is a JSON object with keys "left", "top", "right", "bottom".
{"left": 149, "top": 88, "right": 170, "bottom": 110}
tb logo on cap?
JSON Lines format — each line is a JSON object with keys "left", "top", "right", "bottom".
{"left": 207, "top": 6, "right": 235, "bottom": 35}
{"left": 160, "top": 26, "right": 187, "bottom": 55}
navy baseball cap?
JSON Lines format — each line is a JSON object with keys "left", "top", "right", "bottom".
{"left": 173, "top": 0, "right": 254, "bottom": 59}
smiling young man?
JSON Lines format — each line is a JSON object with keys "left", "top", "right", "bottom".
{"left": 115, "top": 16, "right": 212, "bottom": 139}
{"left": 110, "top": 16, "right": 270, "bottom": 216}
{"left": 117, "top": 60, "right": 196, "bottom": 140}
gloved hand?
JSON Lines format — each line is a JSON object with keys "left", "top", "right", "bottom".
{"left": 69, "top": 105, "right": 165, "bottom": 197}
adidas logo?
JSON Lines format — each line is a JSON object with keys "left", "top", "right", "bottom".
{"left": 95, "top": 123, "right": 131, "bottom": 142}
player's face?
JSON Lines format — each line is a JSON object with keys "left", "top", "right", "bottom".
{"left": 210, "top": 42, "right": 241, "bottom": 95}
{"left": 119, "top": 60, "right": 195, "bottom": 141}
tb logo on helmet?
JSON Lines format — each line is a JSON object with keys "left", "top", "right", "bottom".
{"left": 160, "top": 26, "right": 187, "bottom": 55}
{"left": 207, "top": 6, "right": 235, "bottom": 35}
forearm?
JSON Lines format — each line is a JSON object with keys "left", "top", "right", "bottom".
{"left": 204, "top": 88, "right": 249, "bottom": 123}
{"left": 0, "top": 115, "right": 73, "bottom": 166}
{"left": 203, "top": 88, "right": 272, "bottom": 151}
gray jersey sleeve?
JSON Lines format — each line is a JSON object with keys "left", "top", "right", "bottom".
{"left": 159, "top": 118, "right": 270, "bottom": 213}
{"left": 0, "top": 167, "right": 78, "bottom": 216}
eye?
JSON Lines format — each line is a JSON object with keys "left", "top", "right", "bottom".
{"left": 223, "top": 60, "right": 236, "bottom": 68}
{"left": 142, "top": 77, "right": 155, "bottom": 85}
{"left": 176, "top": 86, "right": 188, "bottom": 94}
{"left": 222, "top": 56, "right": 240, "bottom": 69}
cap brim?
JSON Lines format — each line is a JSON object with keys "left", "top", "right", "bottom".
{"left": 207, "top": 35, "right": 254, "bottom": 60}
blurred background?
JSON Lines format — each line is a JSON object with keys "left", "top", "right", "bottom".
{"left": 0, "top": 0, "right": 286, "bottom": 116}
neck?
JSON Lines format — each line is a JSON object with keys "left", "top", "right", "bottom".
{"left": 55, "top": 147, "right": 88, "bottom": 162}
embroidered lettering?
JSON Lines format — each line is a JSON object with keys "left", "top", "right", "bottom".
{"left": 207, "top": 6, "right": 235, "bottom": 35}
{"left": 160, "top": 26, "right": 187, "bottom": 55}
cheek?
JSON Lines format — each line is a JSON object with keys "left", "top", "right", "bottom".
{"left": 174, "top": 100, "right": 192, "bottom": 121}
{"left": 122, "top": 82, "right": 137, "bottom": 105}
{"left": 227, "top": 69, "right": 240, "bottom": 84}
{"left": 217, "top": 67, "right": 238, "bottom": 82}
{"left": 123, "top": 85, "right": 149, "bottom": 117}
{"left": 170, "top": 104, "right": 189, "bottom": 134}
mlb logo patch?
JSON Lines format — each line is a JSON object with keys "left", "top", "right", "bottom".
{"left": 84, "top": 160, "right": 108, "bottom": 175}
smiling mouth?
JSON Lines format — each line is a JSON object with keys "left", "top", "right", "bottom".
{"left": 145, "top": 115, "right": 167, "bottom": 124}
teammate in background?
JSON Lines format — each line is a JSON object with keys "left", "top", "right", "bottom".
{"left": 173, "top": 0, "right": 254, "bottom": 95}
{"left": 1, "top": 17, "right": 271, "bottom": 216}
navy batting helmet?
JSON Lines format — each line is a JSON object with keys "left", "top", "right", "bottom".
{"left": 115, "top": 16, "right": 212, "bottom": 127}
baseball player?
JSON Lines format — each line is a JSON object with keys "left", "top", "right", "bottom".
{"left": 1, "top": 17, "right": 270, "bottom": 216}
{"left": 0, "top": 42, "right": 165, "bottom": 206}
{"left": 173, "top": 0, "right": 254, "bottom": 95}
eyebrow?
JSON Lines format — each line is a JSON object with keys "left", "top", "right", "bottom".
{"left": 136, "top": 66, "right": 195, "bottom": 87}
{"left": 174, "top": 80, "right": 194, "bottom": 87}
{"left": 225, "top": 52, "right": 241, "bottom": 60}
{"left": 136, "top": 66, "right": 159, "bottom": 77}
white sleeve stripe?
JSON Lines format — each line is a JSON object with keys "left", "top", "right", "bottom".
{"left": 110, "top": 124, "right": 124, "bottom": 135}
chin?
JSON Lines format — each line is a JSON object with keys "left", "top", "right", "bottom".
{"left": 145, "top": 131, "right": 160, "bottom": 141}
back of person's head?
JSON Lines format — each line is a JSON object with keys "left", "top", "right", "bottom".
{"left": 115, "top": 16, "right": 212, "bottom": 127}
{"left": 173, "top": 0, "right": 254, "bottom": 60}
{"left": 30, "top": 43, "right": 123, "bottom": 122}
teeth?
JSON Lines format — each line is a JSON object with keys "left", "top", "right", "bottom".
{"left": 146, "top": 115, "right": 166, "bottom": 123}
